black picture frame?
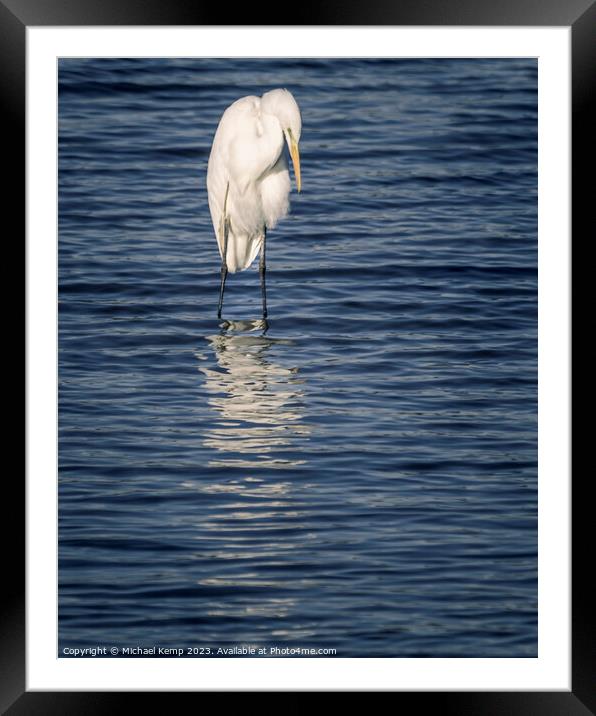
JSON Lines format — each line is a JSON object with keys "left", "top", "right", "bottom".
{"left": 14, "top": 0, "right": 588, "bottom": 709}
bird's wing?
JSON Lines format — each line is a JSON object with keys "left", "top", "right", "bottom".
{"left": 206, "top": 96, "right": 261, "bottom": 258}
{"left": 206, "top": 135, "right": 231, "bottom": 259}
{"left": 207, "top": 162, "right": 264, "bottom": 273}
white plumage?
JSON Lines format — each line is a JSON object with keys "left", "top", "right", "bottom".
{"left": 206, "top": 89, "right": 302, "bottom": 278}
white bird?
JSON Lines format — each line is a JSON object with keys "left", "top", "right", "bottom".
{"left": 206, "top": 88, "right": 302, "bottom": 320}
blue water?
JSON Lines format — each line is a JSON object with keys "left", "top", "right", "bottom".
{"left": 58, "top": 58, "right": 537, "bottom": 658}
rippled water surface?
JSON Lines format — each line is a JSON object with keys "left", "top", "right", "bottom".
{"left": 59, "top": 58, "right": 537, "bottom": 657}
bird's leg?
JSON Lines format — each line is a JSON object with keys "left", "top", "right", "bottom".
{"left": 217, "top": 221, "right": 229, "bottom": 319}
{"left": 217, "top": 184, "right": 230, "bottom": 319}
{"left": 260, "top": 228, "right": 267, "bottom": 320}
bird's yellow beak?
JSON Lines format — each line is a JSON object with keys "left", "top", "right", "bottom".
{"left": 290, "top": 139, "right": 301, "bottom": 193}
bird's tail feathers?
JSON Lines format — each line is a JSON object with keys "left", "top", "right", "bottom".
{"left": 223, "top": 232, "right": 264, "bottom": 273}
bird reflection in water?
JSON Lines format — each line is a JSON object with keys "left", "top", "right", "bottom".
{"left": 197, "top": 320, "right": 310, "bottom": 468}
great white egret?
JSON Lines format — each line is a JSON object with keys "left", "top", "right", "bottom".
{"left": 206, "top": 88, "right": 302, "bottom": 320}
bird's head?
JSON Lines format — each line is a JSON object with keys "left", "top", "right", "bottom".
{"left": 261, "top": 88, "right": 302, "bottom": 193}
